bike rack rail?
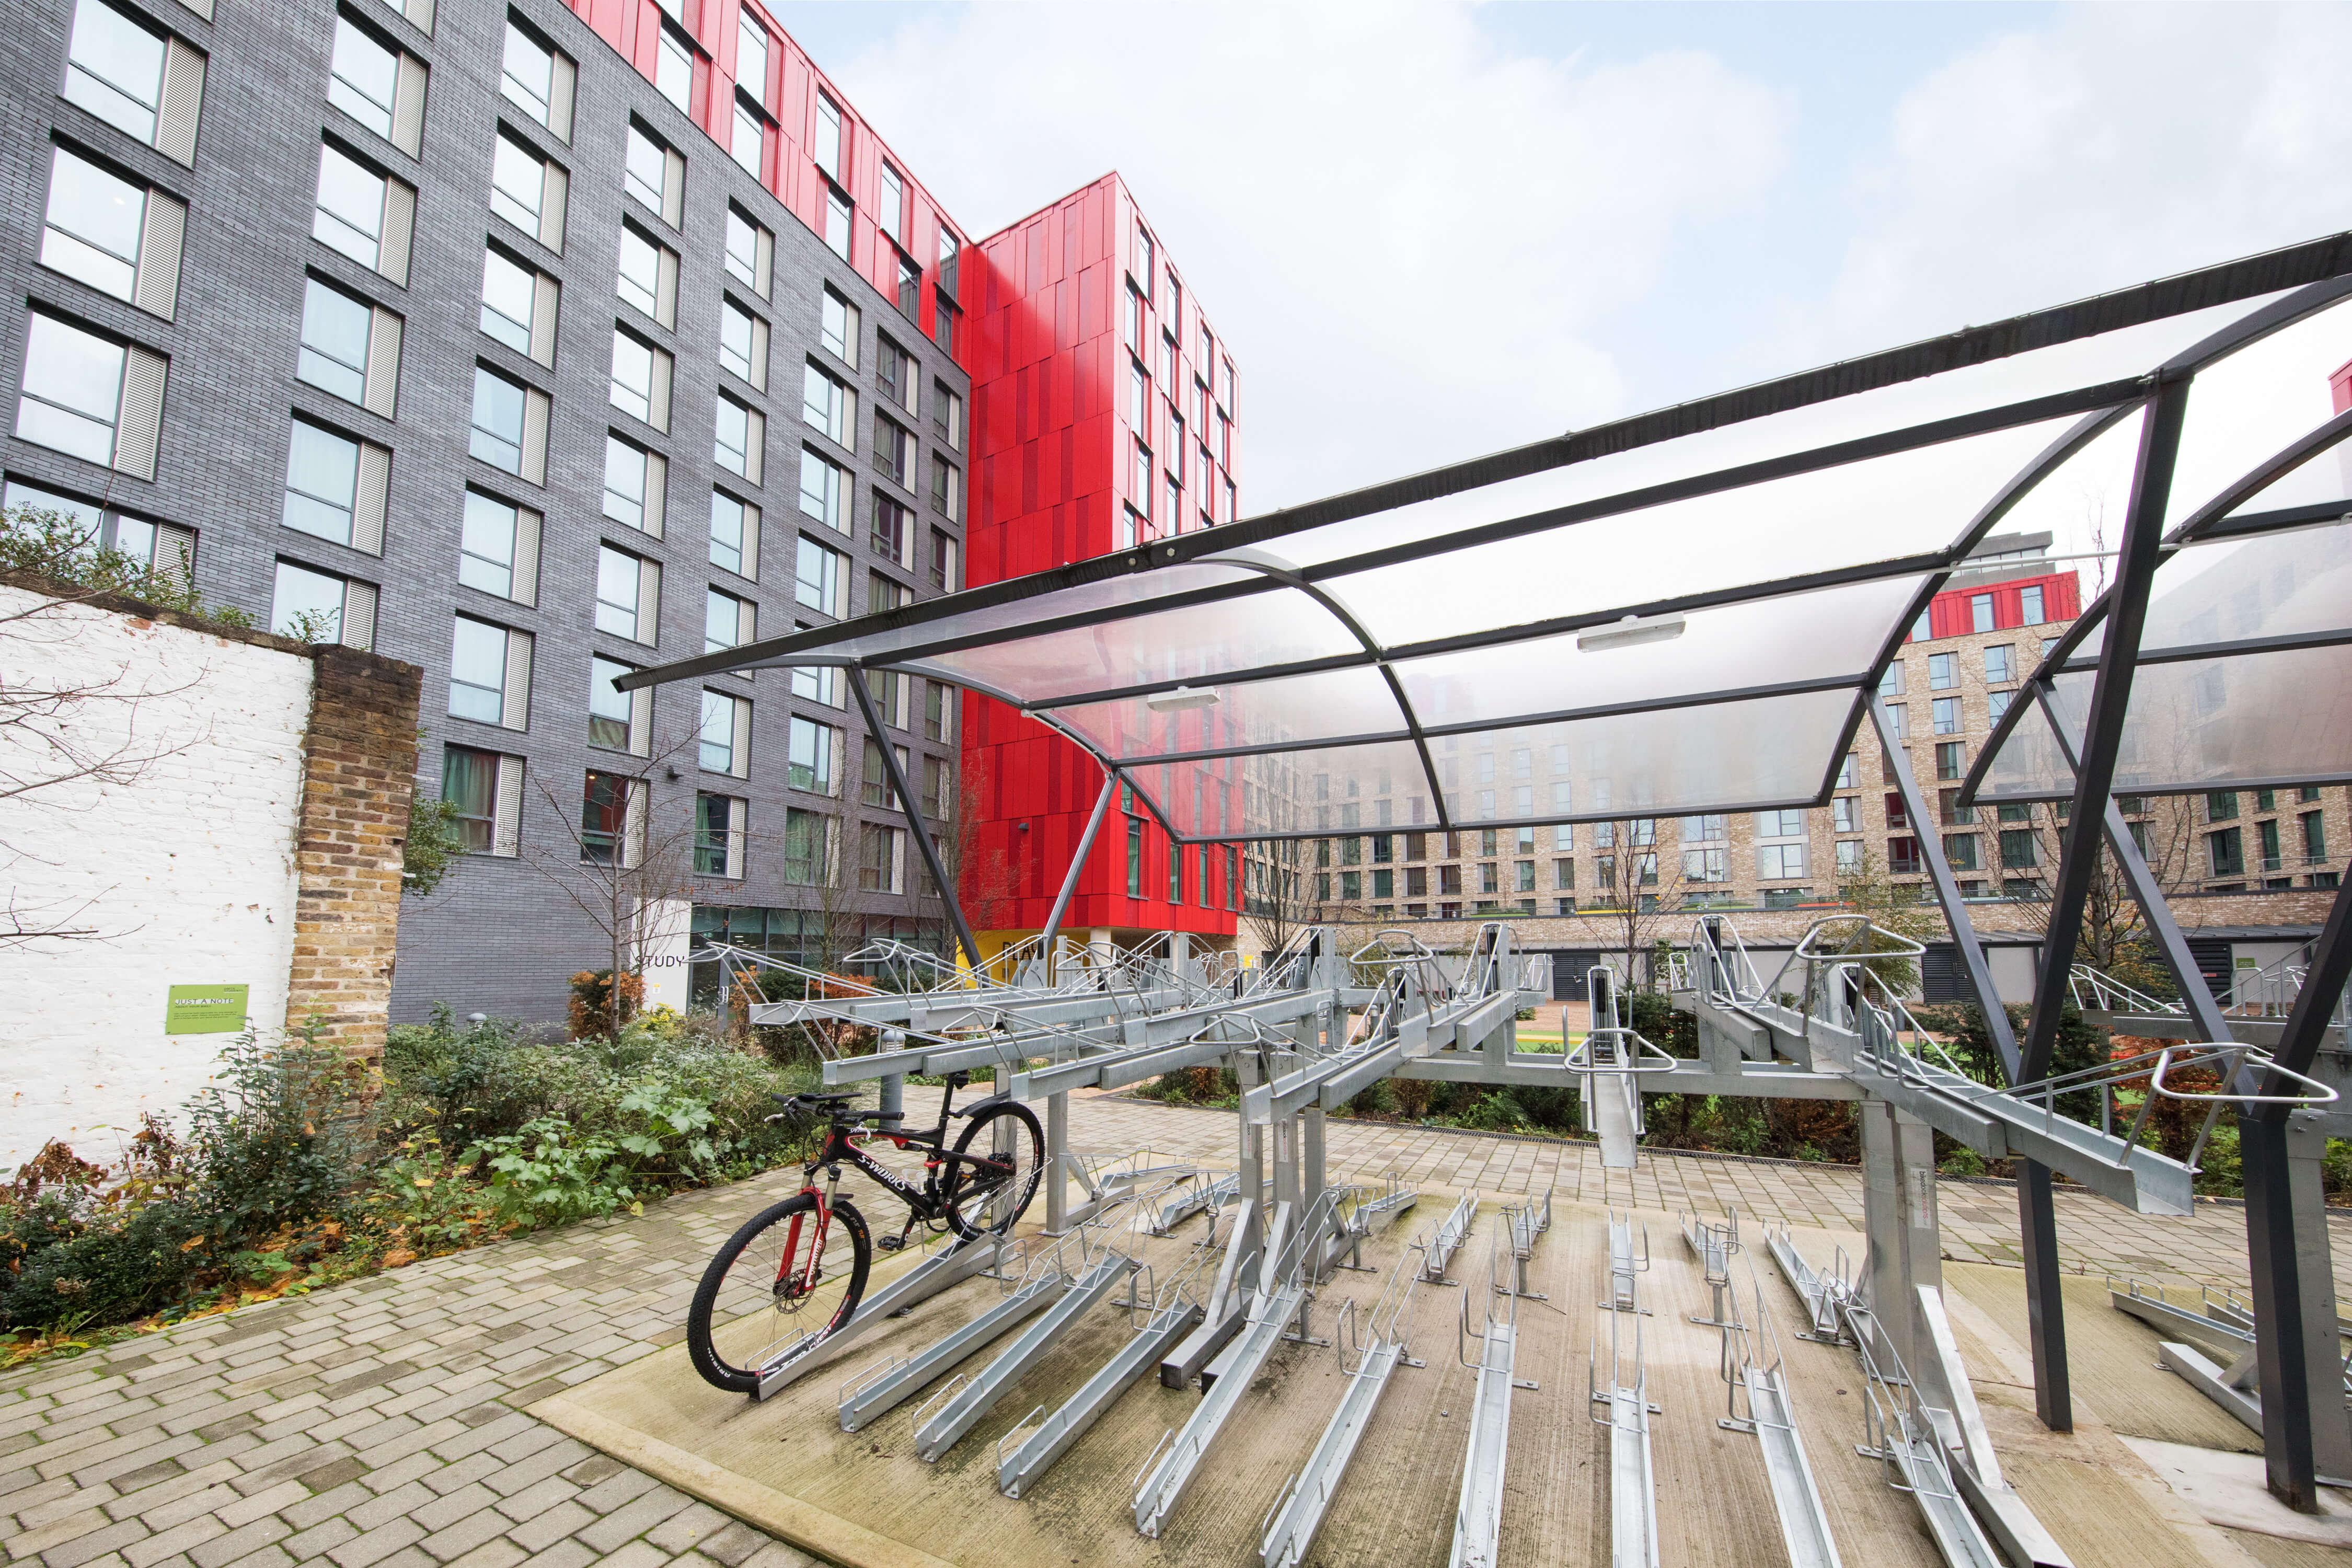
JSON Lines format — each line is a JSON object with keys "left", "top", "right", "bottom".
{"left": 1588, "top": 1227, "right": 1657, "bottom": 1568}
{"left": 752, "top": 1229, "right": 1016, "bottom": 1400}
{"left": 837, "top": 1273, "right": 1062, "bottom": 1433}
{"left": 1259, "top": 1248, "right": 1421, "bottom": 1568}
{"left": 1839, "top": 1300, "right": 2003, "bottom": 1568}
{"left": 1452, "top": 1232, "right": 1533, "bottom": 1568}
{"left": 1417, "top": 1192, "right": 1477, "bottom": 1284}
{"left": 1604, "top": 1210, "right": 1651, "bottom": 1316}
{"left": 915, "top": 1249, "right": 1141, "bottom": 1462}
{"left": 1709, "top": 1255, "right": 1840, "bottom": 1568}
{"left": 1763, "top": 1224, "right": 1851, "bottom": 1346}
{"left": 1681, "top": 1206, "right": 1740, "bottom": 1329}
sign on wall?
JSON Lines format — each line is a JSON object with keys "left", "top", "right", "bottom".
{"left": 165, "top": 984, "right": 249, "bottom": 1034}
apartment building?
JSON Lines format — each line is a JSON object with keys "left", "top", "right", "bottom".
{"left": 2, "top": 0, "right": 978, "bottom": 1021}
{"left": 956, "top": 176, "right": 1246, "bottom": 962}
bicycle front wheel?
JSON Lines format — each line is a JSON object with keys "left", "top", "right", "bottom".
{"left": 686, "top": 1192, "right": 870, "bottom": 1394}
{"left": 943, "top": 1101, "right": 1045, "bottom": 1239}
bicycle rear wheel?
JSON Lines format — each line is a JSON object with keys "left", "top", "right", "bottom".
{"left": 942, "top": 1101, "right": 1045, "bottom": 1239}
{"left": 686, "top": 1192, "right": 870, "bottom": 1394}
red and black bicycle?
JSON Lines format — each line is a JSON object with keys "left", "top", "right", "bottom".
{"left": 684, "top": 1073, "right": 1043, "bottom": 1393}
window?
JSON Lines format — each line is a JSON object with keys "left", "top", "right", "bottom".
{"left": 489, "top": 131, "right": 566, "bottom": 251}
{"left": 1835, "top": 840, "right": 1863, "bottom": 873}
{"left": 922, "top": 755, "right": 951, "bottom": 822}
{"left": 803, "top": 363, "right": 852, "bottom": 446}
{"left": 1935, "top": 742, "right": 1965, "bottom": 781}
{"left": 1970, "top": 594, "right": 1994, "bottom": 633}
{"left": 441, "top": 744, "right": 515, "bottom": 855}
{"left": 271, "top": 558, "right": 374, "bottom": 649}
{"left": 736, "top": 17, "right": 770, "bottom": 103}
{"left": 784, "top": 809, "right": 829, "bottom": 884}
{"left": 700, "top": 689, "right": 750, "bottom": 777}
{"left": 932, "top": 291, "right": 957, "bottom": 355}
{"left": 448, "top": 615, "right": 527, "bottom": 727}
{"left": 2207, "top": 826, "right": 2243, "bottom": 878}
{"left": 1119, "top": 504, "right": 1142, "bottom": 549}
{"left": 1984, "top": 644, "right": 2014, "bottom": 683}
{"left": 786, "top": 715, "right": 835, "bottom": 793}
{"left": 2303, "top": 811, "right": 2327, "bottom": 862}
{"left": 41, "top": 147, "right": 182, "bottom": 317}
{"left": 1127, "top": 819, "right": 1144, "bottom": 896}
{"left": 698, "top": 495, "right": 757, "bottom": 586}
{"left": 297, "top": 276, "right": 396, "bottom": 413}
{"left": 723, "top": 204, "right": 771, "bottom": 297}
{"left": 1134, "top": 441, "right": 1151, "bottom": 516}
{"left": 924, "top": 681, "right": 951, "bottom": 741}
{"left": 1883, "top": 703, "right": 1906, "bottom": 739}
{"left": 720, "top": 298, "right": 768, "bottom": 389}
{"left": 578, "top": 770, "right": 637, "bottom": 867}
{"left": 1928, "top": 652, "right": 1957, "bottom": 690}
{"left": 1932, "top": 697, "right": 1961, "bottom": 735}
{"left": 868, "top": 572, "right": 907, "bottom": 614}
{"left": 1166, "top": 473, "right": 1182, "bottom": 530}
{"left": 1940, "top": 788, "right": 1975, "bottom": 826}
{"left": 588, "top": 654, "right": 641, "bottom": 753}
{"left": 2207, "top": 791, "right": 2239, "bottom": 822}
{"left": 797, "top": 447, "right": 848, "bottom": 533}
{"left": 282, "top": 419, "right": 387, "bottom": 552}
{"left": 595, "top": 545, "right": 658, "bottom": 643}
{"left": 65, "top": 0, "right": 202, "bottom": 163}
{"left": 1123, "top": 282, "right": 1144, "bottom": 353}
{"left": 1878, "top": 662, "right": 1905, "bottom": 697}
{"left": 328, "top": 15, "right": 422, "bottom": 155}
{"left": 860, "top": 737, "right": 909, "bottom": 809}
{"left": 624, "top": 123, "right": 682, "bottom": 227}
{"left": 872, "top": 493, "right": 913, "bottom": 566}
{"left": 500, "top": 20, "right": 573, "bottom": 140}
{"left": 1885, "top": 791, "right": 1911, "bottom": 832}
{"left": 2001, "top": 829, "right": 2040, "bottom": 870}
{"left": 1987, "top": 689, "right": 2012, "bottom": 723}
{"left": 813, "top": 93, "right": 843, "bottom": 178}
{"left": 878, "top": 336, "right": 915, "bottom": 412}
{"left": 859, "top": 823, "right": 902, "bottom": 894}
{"left": 930, "top": 455, "right": 962, "bottom": 521}
{"left": 313, "top": 143, "right": 411, "bottom": 282}
{"left": 1943, "top": 833, "right": 1979, "bottom": 871}
{"left": 609, "top": 328, "right": 669, "bottom": 429}
{"left": 601, "top": 435, "right": 664, "bottom": 536}
{"left": 696, "top": 794, "right": 744, "bottom": 879}
{"left": 1831, "top": 796, "right": 1855, "bottom": 832}
{"left": 1758, "top": 843, "right": 1807, "bottom": 880}
{"left": 2021, "top": 585, "right": 2045, "bottom": 624}
{"left": 935, "top": 383, "right": 963, "bottom": 450}
{"left": 6, "top": 481, "right": 180, "bottom": 579}
{"left": 821, "top": 289, "right": 858, "bottom": 365}
{"left": 794, "top": 535, "right": 845, "bottom": 615}
{"left": 615, "top": 224, "right": 677, "bottom": 328}
{"left": 16, "top": 312, "right": 164, "bottom": 477}
{"left": 654, "top": 24, "right": 692, "bottom": 113}
{"left": 873, "top": 415, "right": 912, "bottom": 490}
{"left": 2256, "top": 789, "right": 2276, "bottom": 812}
{"left": 468, "top": 364, "right": 544, "bottom": 482}
{"left": 458, "top": 491, "right": 538, "bottom": 602}
{"left": 480, "top": 246, "right": 555, "bottom": 362}
{"left": 714, "top": 394, "right": 763, "bottom": 482}
{"left": 824, "top": 185, "right": 851, "bottom": 261}
{"left": 1756, "top": 810, "right": 1805, "bottom": 838}
{"left": 2258, "top": 817, "right": 2283, "bottom": 873}
{"left": 877, "top": 162, "right": 904, "bottom": 242}
{"left": 705, "top": 586, "right": 753, "bottom": 653}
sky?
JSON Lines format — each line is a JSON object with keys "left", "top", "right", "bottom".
{"left": 778, "top": 1, "right": 2352, "bottom": 554}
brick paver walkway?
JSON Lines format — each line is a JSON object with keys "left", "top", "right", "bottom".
{"left": 4, "top": 1090, "right": 2339, "bottom": 1568}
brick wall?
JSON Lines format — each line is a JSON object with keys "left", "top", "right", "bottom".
{"left": 285, "top": 648, "right": 423, "bottom": 1064}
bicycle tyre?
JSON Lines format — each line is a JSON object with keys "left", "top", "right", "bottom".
{"left": 942, "top": 1101, "right": 1045, "bottom": 1239}
{"left": 686, "top": 1192, "right": 870, "bottom": 1394}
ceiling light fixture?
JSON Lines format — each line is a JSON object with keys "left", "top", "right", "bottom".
{"left": 1145, "top": 685, "right": 1221, "bottom": 712}
{"left": 1577, "top": 613, "right": 1687, "bottom": 653}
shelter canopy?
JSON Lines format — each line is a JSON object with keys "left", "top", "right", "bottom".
{"left": 625, "top": 235, "right": 2352, "bottom": 844}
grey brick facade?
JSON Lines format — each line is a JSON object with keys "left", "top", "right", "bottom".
{"left": 0, "top": 0, "right": 969, "bottom": 1025}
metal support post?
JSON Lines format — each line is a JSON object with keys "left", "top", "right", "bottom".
{"left": 1045, "top": 1090, "right": 1071, "bottom": 1236}
{"left": 1040, "top": 773, "right": 1117, "bottom": 964}
{"left": 1272, "top": 1115, "right": 1300, "bottom": 1213}
{"left": 879, "top": 1073, "right": 903, "bottom": 1129}
{"left": 2243, "top": 873, "right": 2352, "bottom": 1507}
{"left": 850, "top": 673, "right": 981, "bottom": 971}
{"left": 2016, "top": 1163, "right": 2070, "bottom": 1431}
{"left": 1236, "top": 1053, "right": 1265, "bottom": 1218}
{"left": 1859, "top": 1103, "right": 1941, "bottom": 1378}
{"left": 1302, "top": 1107, "right": 1326, "bottom": 1207}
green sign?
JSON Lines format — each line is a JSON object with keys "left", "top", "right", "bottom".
{"left": 166, "top": 984, "right": 249, "bottom": 1034}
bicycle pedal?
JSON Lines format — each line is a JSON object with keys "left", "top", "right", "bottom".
{"left": 877, "top": 1235, "right": 906, "bottom": 1252}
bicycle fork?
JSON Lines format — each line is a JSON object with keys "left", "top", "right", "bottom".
{"left": 777, "top": 1166, "right": 841, "bottom": 1302}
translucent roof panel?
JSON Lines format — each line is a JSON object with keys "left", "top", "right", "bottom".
{"left": 1394, "top": 575, "right": 1922, "bottom": 731}
{"left": 2163, "top": 292, "right": 2352, "bottom": 529}
{"left": 2218, "top": 422, "right": 2352, "bottom": 521}
{"left": 1051, "top": 664, "right": 1407, "bottom": 762}
{"left": 1977, "top": 644, "right": 2352, "bottom": 800}
{"left": 914, "top": 585, "right": 1362, "bottom": 703}
{"left": 2072, "top": 520, "right": 2352, "bottom": 659}
{"left": 1416, "top": 688, "right": 1855, "bottom": 829}
{"left": 735, "top": 560, "right": 1269, "bottom": 672}
{"left": 1269, "top": 290, "right": 2294, "bottom": 572}
{"left": 1323, "top": 418, "right": 2081, "bottom": 647}
{"left": 1135, "top": 737, "right": 1437, "bottom": 840}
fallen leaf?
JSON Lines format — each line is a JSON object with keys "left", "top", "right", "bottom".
{"left": 382, "top": 1249, "right": 418, "bottom": 1269}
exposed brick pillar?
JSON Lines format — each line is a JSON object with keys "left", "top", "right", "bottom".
{"left": 283, "top": 645, "right": 423, "bottom": 1065}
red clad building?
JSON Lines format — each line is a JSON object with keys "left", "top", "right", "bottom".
{"left": 959, "top": 176, "right": 1245, "bottom": 958}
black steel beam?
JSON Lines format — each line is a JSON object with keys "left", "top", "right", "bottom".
{"left": 2262, "top": 869, "right": 2352, "bottom": 1100}
{"left": 850, "top": 673, "right": 980, "bottom": 970}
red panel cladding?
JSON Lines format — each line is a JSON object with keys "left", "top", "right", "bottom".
{"left": 1922, "top": 570, "right": 2080, "bottom": 639}
{"left": 958, "top": 175, "right": 1240, "bottom": 938}
{"left": 2333, "top": 358, "right": 2352, "bottom": 415}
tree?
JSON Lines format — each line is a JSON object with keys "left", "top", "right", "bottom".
{"left": 1833, "top": 847, "right": 1942, "bottom": 996}
{"left": 1995, "top": 792, "right": 2200, "bottom": 995}
{"left": 1589, "top": 816, "right": 1685, "bottom": 991}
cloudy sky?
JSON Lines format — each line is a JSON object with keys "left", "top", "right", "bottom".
{"left": 787, "top": 1, "right": 2352, "bottom": 537}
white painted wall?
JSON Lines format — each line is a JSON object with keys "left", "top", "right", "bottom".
{"left": 0, "top": 585, "right": 313, "bottom": 1167}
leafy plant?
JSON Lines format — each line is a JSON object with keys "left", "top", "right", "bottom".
{"left": 0, "top": 503, "right": 253, "bottom": 628}
{"left": 469, "top": 1119, "right": 636, "bottom": 1224}
{"left": 402, "top": 794, "right": 467, "bottom": 898}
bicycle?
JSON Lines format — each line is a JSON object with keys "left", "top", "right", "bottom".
{"left": 685, "top": 1071, "right": 1045, "bottom": 1394}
